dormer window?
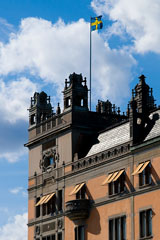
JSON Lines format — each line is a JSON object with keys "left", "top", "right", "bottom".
{"left": 69, "top": 183, "right": 86, "bottom": 199}
{"left": 102, "top": 170, "right": 125, "bottom": 196}
{"left": 31, "top": 114, "right": 35, "bottom": 125}
{"left": 81, "top": 99, "right": 84, "bottom": 107}
{"left": 35, "top": 192, "right": 56, "bottom": 216}
{"left": 66, "top": 97, "right": 71, "bottom": 108}
{"left": 132, "top": 161, "right": 151, "bottom": 187}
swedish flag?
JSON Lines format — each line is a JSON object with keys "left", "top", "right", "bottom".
{"left": 91, "top": 16, "right": 103, "bottom": 31}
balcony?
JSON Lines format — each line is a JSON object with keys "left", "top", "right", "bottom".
{"left": 65, "top": 199, "right": 90, "bottom": 221}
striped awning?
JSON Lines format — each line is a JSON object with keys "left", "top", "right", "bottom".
{"left": 102, "top": 170, "right": 125, "bottom": 185}
{"left": 132, "top": 161, "right": 150, "bottom": 175}
{"left": 69, "top": 183, "right": 85, "bottom": 196}
{"left": 35, "top": 192, "right": 55, "bottom": 206}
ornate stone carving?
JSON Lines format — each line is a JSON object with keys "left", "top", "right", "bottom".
{"left": 72, "top": 143, "right": 130, "bottom": 171}
{"left": 57, "top": 219, "right": 63, "bottom": 229}
{"left": 35, "top": 226, "right": 40, "bottom": 235}
{"left": 39, "top": 148, "right": 59, "bottom": 172}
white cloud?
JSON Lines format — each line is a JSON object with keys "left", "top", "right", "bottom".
{"left": 0, "top": 213, "right": 27, "bottom": 240}
{"left": 9, "top": 187, "right": 23, "bottom": 194}
{"left": 0, "top": 17, "right": 135, "bottom": 107}
{"left": 0, "top": 148, "right": 27, "bottom": 163}
{"left": 9, "top": 187, "right": 27, "bottom": 198}
{"left": 0, "top": 16, "right": 137, "bottom": 162}
{"left": 91, "top": 0, "right": 160, "bottom": 54}
{"left": 0, "top": 18, "right": 15, "bottom": 42}
{"left": 0, "top": 77, "right": 37, "bottom": 123}
{"left": 0, "top": 73, "right": 36, "bottom": 163}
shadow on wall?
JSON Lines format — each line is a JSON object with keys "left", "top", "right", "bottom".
{"left": 74, "top": 133, "right": 99, "bottom": 159}
{"left": 151, "top": 165, "right": 160, "bottom": 185}
{"left": 86, "top": 187, "right": 94, "bottom": 201}
{"left": 125, "top": 173, "right": 135, "bottom": 192}
{"left": 86, "top": 207, "right": 101, "bottom": 237}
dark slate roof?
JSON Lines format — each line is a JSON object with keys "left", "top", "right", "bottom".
{"left": 86, "top": 109, "right": 160, "bottom": 158}
{"left": 86, "top": 122, "right": 130, "bottom": 157}
{"left": 144, "top": 109, "right": 160, "bottom": 141}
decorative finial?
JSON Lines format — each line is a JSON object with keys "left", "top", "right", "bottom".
{"left": 56, "top": 102, "right": 61, "bottom": 115}
{"left": 139, "top": 74, "right": 146, "bottom": 83}
{"left": 65, "top": 79, "right": 67, "bottom": 89}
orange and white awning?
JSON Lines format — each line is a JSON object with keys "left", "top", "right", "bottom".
{"left": 35, "top": 192, "right": 55, "bottom": 206}
{"left": 69, "top": 183, "right": 85, "bottom": 196}
{"left": 102, "top": 170, "right": 125, "bottom": 185}
{"left": 132, "top": 161, "right": 150, "bottom": 175}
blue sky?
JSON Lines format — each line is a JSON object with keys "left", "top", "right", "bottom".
{"left": 0, "top": 0, "right": 160, "bottom": 239}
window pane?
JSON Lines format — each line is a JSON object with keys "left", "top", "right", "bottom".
{"left": 36, "top": 198, "right": 40, "bottom": 218}
{"left": 81, "top": 226, "right": 85, "bottom": 240}
{"left": 115, "top": 218, "right": 120, "bottom": 240}
{"left": 121, "top": 216, "right": 126, "bottom": 240}
{"left": 120, "top": 173, "right": 125, "bottom": 192}
{"left": 146, "top": 165, "right": 151, "bottom": 185}
{"left": 109, "top": 182, "right": 113, "bottom": 195}
{"left": 78, "top": 226, "right": 85, "bottom": 240}
{"left": 58, "top": 190, "right": 62, "bottom": 211}
{"left": 109, "top": 220, "right": 114, "bottom": 240}
{"left": 75, "top": 227, "right": 78, "bottom": 240}
{"left": 58, "top": 232, "right": 62, "bottom": 240}
{"left": 146, "top": 209, "right": 152, "bottom": 236}
{"left": 114, "top": 181, "right": 118, "bottom": 194}
{"left": 52, "top": 235, "right": 56, "bottom": 240}
{"left": 140, "top": 211, "right": 146, "bottom": 238}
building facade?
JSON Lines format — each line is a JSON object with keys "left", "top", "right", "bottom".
{"left": 26, "top": 73, "right": 160, "bottom": 240}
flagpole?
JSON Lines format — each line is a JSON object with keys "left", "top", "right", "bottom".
{"left": 90, "top": 17, "right": 92, "bottom": 111}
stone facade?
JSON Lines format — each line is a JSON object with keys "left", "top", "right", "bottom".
{"left": 26, "top": 73, "right": 160, "bottom": 240}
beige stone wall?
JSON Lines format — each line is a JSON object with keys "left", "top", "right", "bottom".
{"left": 29, "top": 144, "right": 42, "bottom": 177}
{"left": 58, "top": 132, "right": 72, "bottom": 164}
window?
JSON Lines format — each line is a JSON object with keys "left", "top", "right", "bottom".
{"left": 140, "top": 209, "right": 152, "bottom": 238}
{"left": 44, "top": 155, "right": 56, "bottom": 169}
{"left": 42, "top": 235, "right": 55, "bottom": 240}
{"left": 132, "top": 161, "right": 151, "bottom": 187}
{"left": 81, "top": 99, "right": 84, "bottom": 106}
{"left": 76, "top": 184, "right": 86, "bottom": 199}
{"left": 43, "top": 196, "right": 56, "bottom": 216}
{"left": 69, "top": 183, "right": 86, "bottom": 199}
{"left": 31, "top": 114, "right": 35, "bottom": 125}
{"left": 109, "top": 171, "right": 125, "bottom": 196}
{"left": 36, "top": 197, "right": 40, "bottom": 218}
{"left": 75, "top": 226, "right": 85, "bottom": 240}
{"left": 66, "top": 97, "right": 71, "bottom": 108}
{"left": 58, "top": 190, "right": 63, "bottom": 212}
{"left": 58, "top": 232, "right": 62, "bottom": 240}
{"left": 109, "top": 216, "right": 126, "bottom": 240}
{"left": 35, "top": 193, "right": 56, "bottom": 217}
{"left": 139, "top": 163, "right": 151, "bottom": 187}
